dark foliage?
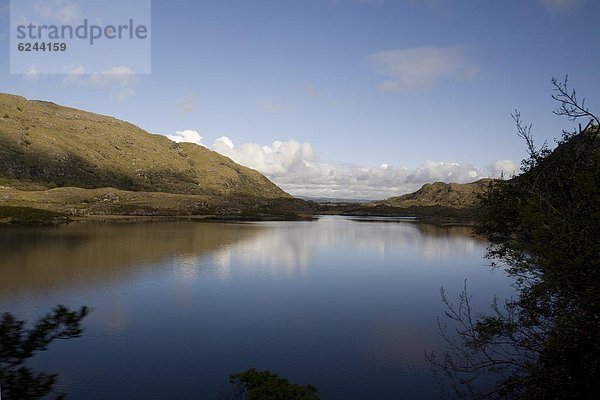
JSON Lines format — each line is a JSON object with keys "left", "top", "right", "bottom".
{"left": 428, "top": 77, "right": 600, "bottom": 399}
{"left": 0, "top": 306, "right": 89, "bottom": 399}
{"left": 222, "top": 369, "right": 320, "bottom": 400}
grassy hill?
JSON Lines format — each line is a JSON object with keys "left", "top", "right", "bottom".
{"left": 377, "top": 179, "right": 494, "bottom": 208}
{"left": 0, "top": 93, "right": 289, "bottom": 198}
{"left": 316, "top": 179, "right": 495, "bottom": 224}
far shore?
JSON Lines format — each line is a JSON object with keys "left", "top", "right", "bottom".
{"left": 0, "top": 205, "right": 475, "bottom": 227}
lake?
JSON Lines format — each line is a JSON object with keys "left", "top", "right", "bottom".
{"left": 0, "top": 216, "right": 513, "bottom": 399}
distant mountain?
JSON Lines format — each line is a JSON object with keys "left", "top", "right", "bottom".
{"left": 377, "top": 179, "right": 494, "bottom": 208}
{"left": 0, "top": 93, "right": 289, "bottom": 198}
{"left": 315, "top": 179, "right": 495, "bottom": 224}
{"left": 297, "top": 196, "right": 374, "bottom": 204}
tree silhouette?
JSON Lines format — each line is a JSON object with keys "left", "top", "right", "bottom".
{"left": 428, "top": 77, "right": 600, "bottom": 399}
{"left": 0, "top": 306, "right": 89, "bottom": 399}
{"left": 219, "top": 369, "right": 320, "bottom": 400}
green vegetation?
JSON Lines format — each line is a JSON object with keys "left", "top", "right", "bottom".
{"left": 0, "top": 206, "right": 68, "bottom": 225}
{"left": 0, "top": 306, "right": 89, "bottom": 399}
{"left": 351, "top": 204, "right": 477, "bottom": 223}
{"left": 0, "top": 186, "right": 316, "bottom": 223}
{"left": 223, "top": 369, "right": 319, "bottom": 400}
{"left": 379, "top": 179, "right": 493, "bottom": 209}
{"left": 429, "top": 77, "right": 600, "bottom": 399}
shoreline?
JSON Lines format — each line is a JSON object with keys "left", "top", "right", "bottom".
{"left": 0, "top": 207, "right": 474, "bottom": 227}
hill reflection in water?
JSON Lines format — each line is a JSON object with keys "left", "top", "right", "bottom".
{"left": 0, "top": 217, "right": 505, "bottom": 400}
{"left": 0, "top": 218, "right": 481, "bottom": 294}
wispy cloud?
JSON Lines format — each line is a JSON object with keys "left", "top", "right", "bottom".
{"left": 24, "top": 65, "right": 40, "bottom": 82}
{"left": 64, "top": 65, "right": 137, "bottom": 102}
{"left": 33, "top": 0, "right": 81, "bottom": 23}
{"left": 261, "top": 99, "right": 284, "bottom": 113}
{"left": 369, "top": 46, "right": 480, "bottom": 91}
{"left": 539, "top": 0, "right": 587, "bottom": 13}
{"left": 163, "top": 132, "right": 516, "bottom": 199}
{"left": 302, "top": 82, "right": 320, "bottom": 97}
{"left": 176, "top": 95, "right": 196, "bottom": 115}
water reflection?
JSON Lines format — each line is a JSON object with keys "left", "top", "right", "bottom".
{"left": 0, "top": 218, "right": 481, "bottom": 295}
{"left": 213, "top": 218, "right": 482, "bottom": 275}
{"left": 0, "top": 222, "right": 264, "bottom": 295}
{"left": 0, "top": 217, "right": 502, "bottom": 400}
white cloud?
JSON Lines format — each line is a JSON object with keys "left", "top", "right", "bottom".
{"left": 214, "top": 136, "right": 234, "bottom": 149}
{"left": 112, "top": 88, "right": 136, "bottom": 103}
{"left": 162, "top": 132, "right": 515, "bottom": 199}
{"left": 34, "top": 0, "right": 81, "bottom": 23}
{"left": 63, "top": 64, "right": 86, "bottom": 79}
{"left": 489, "top": 159, "right": 518, "bottom": 178}
{"left": 539, "top": 0, "right": 587, "bottom": 13}
{"left": 166, "top": 130, "right": 206, "bottom": 147}
{"left": 176, "top": 95, "right": 196, "bottom": 115}
{"left": 369, "top": 46, "right": 480, "bottom": 91}
{"left": 96, "top": 67, "right": 136, "bottom": 86}
{"left": 64, "top": 65, "right": 137, "bottom": 102}
{"left": 24, "top": 65, "right": 39, "bottom": 82}
{"left": 210, "top": 213, "right": 481, "bottom": 276}
{"left": 213, "top": 138, "right": 317, "bottom": 176}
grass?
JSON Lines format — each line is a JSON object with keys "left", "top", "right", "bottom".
{"left": 0, "top": 186, "right": 318, "bottom": 224}
{"left": 0, "top": 93, "right": 290, "bottom": 199}
{"left": 320, "top": 203, "right": 479, "bottom": 225}
{"left": 380, "top": 179, "right": 494, "bottom": 208}
{"left": 0, "top": 206, "right": 68, "bottom": 225}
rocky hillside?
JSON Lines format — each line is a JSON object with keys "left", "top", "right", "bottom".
{"left": 378, "top": 179, "right": 494, "bottom": 208}
{"left": 0, "top": 93, "right": 289, "bottom": 198}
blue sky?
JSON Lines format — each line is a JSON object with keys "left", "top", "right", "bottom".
{"left": 1, "top": 0, "right": 599, "bottom": 198}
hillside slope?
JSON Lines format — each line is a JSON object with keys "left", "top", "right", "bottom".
{"left": 378, "top": 179, "right": 494, "bottom": 208}
{"left": 0, "top": 93, "right": 289, "bottom": 198}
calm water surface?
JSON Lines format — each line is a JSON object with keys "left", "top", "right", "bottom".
{"left": 0, "top": 216, "right": 513, "bottom": 399}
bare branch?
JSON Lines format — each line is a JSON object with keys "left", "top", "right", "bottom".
{"left": 551, "top": 75, "right": 600, "bottom": 129}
